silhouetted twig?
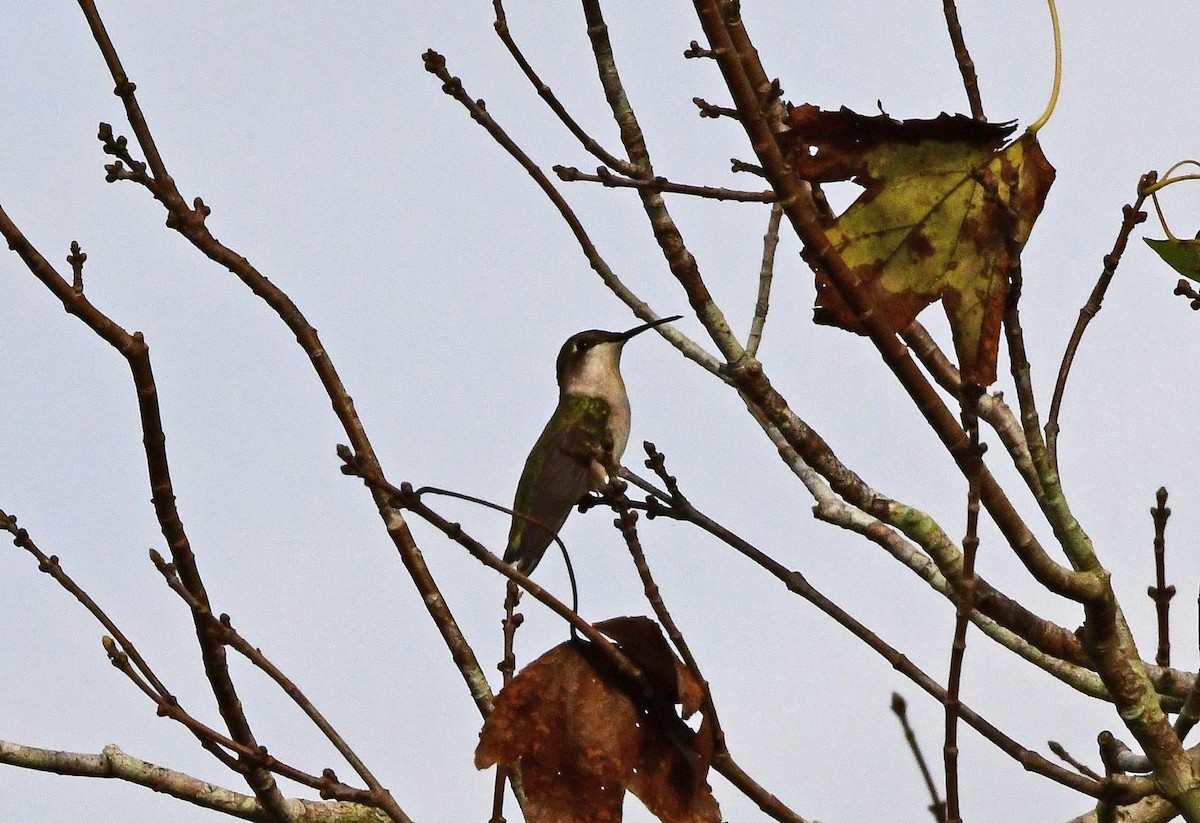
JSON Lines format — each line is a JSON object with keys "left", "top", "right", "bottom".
{"left": 66, "top": 240, "right": 86, "bottom": 293}
{"left": 0, "top": 189, "right": 296, "bottom": 816}
{"left": 625, "top": 446, "right": 1107, "bottom": 799}
{"left": 747, "top": 203, "right": 783, "bottom": 357}
{"left": 597, "top": 454, "right": 727, "bottom": 754}
{"left": 421, "top": 48, "right": 720, "bottom": 377}
{"left": 730, "top": 158, "right": 766, "bottom": 177}
{"left": 1149, "top": 487, "right": 1175, "bottom": 668}
{"left": 1174, "top": 278, "right": 1200, "bottom": 309}
{"left": 892, "top": 693, "right": 947, "bottom": 822}
{"left": 1049, "top": 740, "right": 1103, "bottom": 781}
{"left": 554, "top": 164, "right": 774, "bottom": 202}
{"left": 940, "top": 0, "right": 984, "bottom": 120}
{"left": 1046, "top": 178, "right": 1152, "bottom": 464}
{"left": 0, "top": 509, "right": 386, "bottom": 807}
{"left": 148, "top": 552, "right": 412, "bottom": 822}
{"left": 944, "top": 387, "right": 985, "bottom": 823}
{"left": 491, "top": 0, "right": 635, "bottom": 176}
{"left": 902, "top": 322, "right": 1043, "bottom": 500}
{"left": 693, "top": 97, "right": 741, "bottom": 119}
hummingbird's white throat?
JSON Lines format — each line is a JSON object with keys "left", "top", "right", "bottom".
{"left": 560, "top": 340, "right": 632, "bottom": 463}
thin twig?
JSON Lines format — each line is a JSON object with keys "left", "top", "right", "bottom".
{"left": 1049, "top": 741, "right": 1103, "bottom": 781}
{"left": 0, "top": 515, "right": 379, "bottom": 805}
{"left": 491, "top": 580, "right": 524, "bottom": 822}
{"left": 554, "top": 164, "right": 774, "bottom": 202}
{"left": 422, "top": 49, "right": 720, "bottom": 377}
{"left": 731, "top": 158, "right": 767, "bottom": 177}
{"left": 1149, "top": 487, "right": 1175, "bottom": 668}
{"left": 599, "top": 454, "right": 727, "bottom": 754}
{"left": 342, "top": 464, "right": 654, "bottom": 695}
{"left": 1045, "top": 179, "right": 1152, "bottom": 464}
{"left": 0, "top": 193, "right": 293, "bottom": 818}
{"left": 0, "top": 509, "right": 250, "bottom": 771}
{"left": 1174, "top": 279, "right": 1200, "bottom": 310}
{"left": 902, "top": 322, "right": 1044, "bottom": 501}
{"left": 626, "top": 448, "right": 1107, "bottom": 799}
{"left": 693, "top": 97, "right": 741, "bottom": 119}
{"left": 1, "top": 510, "right": 171, "bottom": 701}
{"left": 892, "top": 693, "right": 947, "bottom": 822}
{"left": 353, "top": 459, "right": 805, "bottom": 823}
{"left": 79, "top": 2, "right": 494, "bottom": 772}
{"left": 940, "top": 0, "right": 985, "bottom": 120}
{"left": 148, "top": 553, "right": 413, "bottom": 823}
{"left": 944, "top": 387, "right": 985, "bottom": 823}
{"left": 491, "top": 0, "right": 635, "bottom": 176}
{"left": 747, "top": 203, "right": 783, "bottom": 357}
{"left": 98, "top": 637, "right": 378, "bottom": 804}
{"left": 579, "top": 0, "right": 747, "bottom": 366}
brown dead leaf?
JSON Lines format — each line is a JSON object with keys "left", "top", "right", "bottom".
{"left": 476, "top": 616, "right": 720, "bottom": 823}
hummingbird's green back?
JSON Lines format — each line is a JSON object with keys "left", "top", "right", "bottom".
{"left": 505, "top": 394, "right": 611, "bottom": 574}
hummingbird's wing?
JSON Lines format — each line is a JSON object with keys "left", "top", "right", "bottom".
{"left": 506, "top": 398, "right": 609, "bottom": 575}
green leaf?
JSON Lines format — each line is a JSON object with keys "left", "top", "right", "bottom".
{"left": 1145, "top": 237, "right": 1200, "bottom": 282}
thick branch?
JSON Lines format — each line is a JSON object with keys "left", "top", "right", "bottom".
{"left": 0, "top": 741, "right": 389, "bottom": 823}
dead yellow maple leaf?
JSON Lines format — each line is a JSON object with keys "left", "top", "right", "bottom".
{"left": 788, "top": 104, "right": 1055, "bottom": 388}
{"left": 475, "top": 616, "right": 719, "bottom": 823}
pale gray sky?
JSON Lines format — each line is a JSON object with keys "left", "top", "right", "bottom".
{"left": 3, "top": 3, "right": 1200, "bottom": 822}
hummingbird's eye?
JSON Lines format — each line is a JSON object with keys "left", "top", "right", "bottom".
{"left": 577, "top": 341, "right": 593, "bottom": 352}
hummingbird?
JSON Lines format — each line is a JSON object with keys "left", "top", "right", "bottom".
{"left": 505, "top": 314, "right": 682, "bottom": 575}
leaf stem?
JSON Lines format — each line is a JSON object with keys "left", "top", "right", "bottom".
{"left": 1141, "top": 164, "right": 1200, "bottom": 241}
{"left": 1028, "top": 0, "right": 1061, "bottom": 134}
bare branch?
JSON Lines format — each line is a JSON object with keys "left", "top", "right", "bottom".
{"left": 0, "top": 740, "right": 390, "bottom": 823}
{"left": 1046, "top": 179, "right": 1152, "bottom": 463}
{"left": 599, "top": 459, "right": 727, "bottom": 752}
{"left": 148, "top": 553, "right": 412, "bottom": 822}
{"left": 1050, "top": 740, "right": 1103, "bottom": 781}
{"left": 940, "top": 0, "right": 985, "bottom": 120}
{"left": 491, "top": 0, "right": 636, "bottom": 176}
{"left": 76, "top": 0, "right": 495, "bottom": 749}
{"left": 0, "top": 196, "right": 294, "bottom": 816}
{"left": 554, "top": 163, "right": 774, "bottom": 202}
{"left": 421, "top": 49, "right": 721, "bottom": 376}
{"left": 690, "top": 0, "right": 1098, "bottom": 605}
{"left": 1149, "top": 488, "right": 1175, "bottom": 668}
{"left": 944, "top": 389, "right": 986, "bottom": 823}
{"left": 902, "top": 322, "right": 1044, "bottom": 501}
{"left": 892, "top": 693, "right": 947, "bottom": 822}
{"left": 626, "top": 448, "right": 1106, "bottom": 799}
{"left": 579, "top": 0, "right": 747, "bottom": 363}
{"left": 747, "top": 203, "right": 783, "bottom": 357}
{"left": 693, "top": 97, "right": 740, "bottom": 120}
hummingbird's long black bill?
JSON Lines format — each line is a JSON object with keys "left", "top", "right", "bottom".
{"left": 618, "top": 314, "right": 684, "bottom": 341}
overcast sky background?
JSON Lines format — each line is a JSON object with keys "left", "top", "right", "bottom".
{"left": 3, "top": 3, "right": 1200, "bottom": 822}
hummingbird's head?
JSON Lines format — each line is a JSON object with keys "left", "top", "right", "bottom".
{"left": 554, "top": 315, "right": 682, "bottom": 395}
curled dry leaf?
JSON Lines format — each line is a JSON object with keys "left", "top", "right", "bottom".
{"left": 786, "top": 104, "right": 1056, "bottom": 388}
{"left": 476, "top": 616, "right": 720, "bottom": 823}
